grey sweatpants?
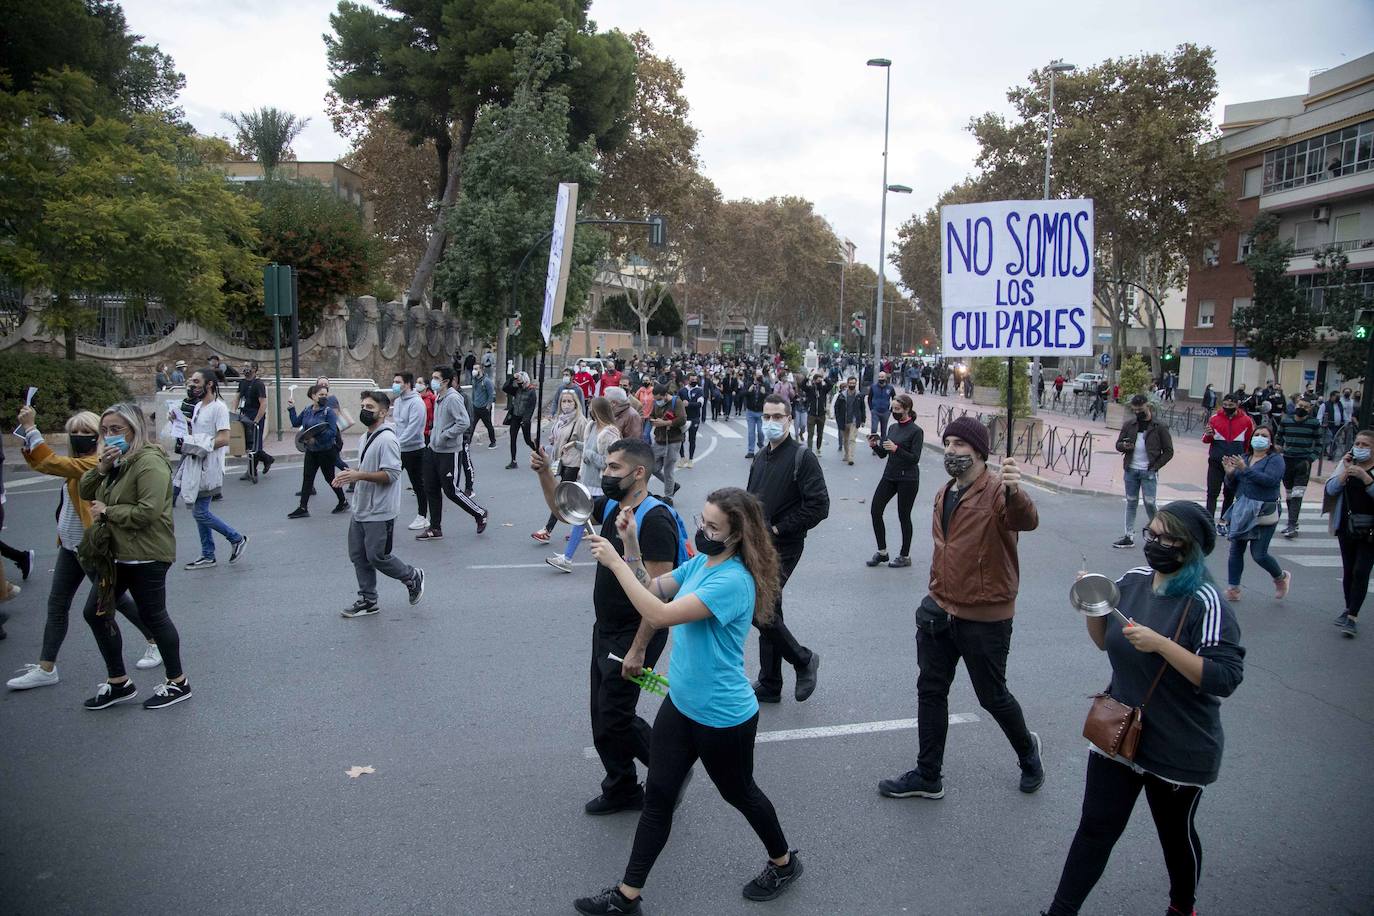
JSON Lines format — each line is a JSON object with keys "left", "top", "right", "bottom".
{"left": 651, "top": 442, "right": 677, "bottom": 500}
{"left": 348, "top": 519, "right": 415, "bottom": 603}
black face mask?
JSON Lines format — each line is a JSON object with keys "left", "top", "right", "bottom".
{"left": 601, "top": 472, "right": 633, "bottom": 501}
{"left": 694, "top": 528, "right": 729, "bottom": 556}
{"left": 1135, "top": 411, "right": 1149, "bottom": 424}
{"left": 1143, "top": 540, "right": 1186, "bottom": 574}
{"left": 1223, "top": 407, "right": 1236, "bottom": 417}
{"left": 186, "top": 385, "right": 203, "bottom": 401}
{"left": 358, "top": 408, "right": 377, "bottom": 427}
{"left": 1296, "top": 409, "right": 1309, "bottom": 419}
{"left": 70, "top": 434, "right": 99, "bottom": 455}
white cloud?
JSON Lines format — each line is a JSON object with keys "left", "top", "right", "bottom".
{"left": 122, "top": 0, "right": 1372, "bottom": 284}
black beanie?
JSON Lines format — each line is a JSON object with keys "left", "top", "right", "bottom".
{"left": 941, "top": 416, "right": 991, "bottom": 460}
{"left": 1159, "top": 500, "right": 1216, "bottom": 556}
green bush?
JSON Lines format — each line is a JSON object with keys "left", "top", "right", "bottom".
{"left": 1118, "top": 354, "right": 1152, "bottom": 400}
{"left": 779, "top": 340, "right": 803, "bottom": 371}
{"left": 0, "top": 351, "right": 131, "bottom": 431}
{"left": 971, "top": 356, "right": 1030, "bottom": 414}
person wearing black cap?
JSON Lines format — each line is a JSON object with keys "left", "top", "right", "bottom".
{"left": 879, "top": 415, "right": 1042, "bottom": 801}
{"left": 1042, "top": 500, "right": 1244, "bottom": 916}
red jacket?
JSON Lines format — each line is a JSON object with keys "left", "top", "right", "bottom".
{"left": 1202, "top": 407, "right": 1253, "bottom": 459}
{"left": 601, "top": 369, "right": 622, "bottom": 391}
{"left": 421, "top": 389, "right": 437, "bottom": 440}
{"left": 574, "top": 370, "right": 595, "bottom": 399}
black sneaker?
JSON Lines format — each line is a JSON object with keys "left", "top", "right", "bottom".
{"left": 476, "top": 512, "right": 489, "bottom": 534}
{"left": 1336, "top": 613, "right": 1358, "bottom": 638}
{"left": 229, "top": 535, "right": 249, "bottom": 564}
{"left": 573, "top": 886, "right": 642, "bottom": 915}
{"left": 794, "top": 652, "right": 820, "bottom": 702}
{"left": 407, "top": 568, "right": 425, "bottom": 606}
{"left": 331, "top": 502, "right": 350, "bottom": 514}
{"left": 1111, "top": 536, "right": 1134, "bottom": 549}
{"left": 752, "top": 680, "right": 782, "bottom": 703}
{"left": 143, "top": 679, "right": 191, "bottom": 709}
{"left": 184, "top": 556, "right": 216, "bottom": 571}
{"left": 1281, "top": 526, "right": 1298, "bottom": 539}
{"left": 866, "top": 552, "right": 889, "bottom": 567}
{"left": 584, "top": 790, "right": 644, "bottom": 816}
{"left": 288, "top": 507, "right": 309, "bottom": 519}
{"left": 1019, "top": 731, "right": 1045, "bottom": 793}
{"left": 505, "top": 461, "right": 518, "bottom": 469}
{"left": 83, "top": 679, "right": 138, "bottom": 710}
{"left": 19, "top": 549, "right": 34, "bottom": 580}
{"left": 341, "top": 598, "right": 379, "bottom": 619}
{"left": 742, "top": 851, "right": 804, "bottom": 901}
{"left": 878, "top": 769, "right": 944, "bottom": 799}
{"left": 888, "top": 556, "right": 912, "bottom": 568}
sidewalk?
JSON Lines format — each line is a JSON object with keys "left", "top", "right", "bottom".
{"left": 904, "top": 388, "right": 1326, "bottom": 507}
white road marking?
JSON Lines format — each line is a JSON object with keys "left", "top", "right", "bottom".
{"left": 469, "top": 562, "right": 597, "bottom": 569}
{"left": 3, "top": 475, "right": 61, "bottom": 490}
{"left": 712, "top": 423, "right": 741, "bottom": 439}
{"left": 581, "top": 713, "right": 979, "bottom": 759}
{"left": 1277, "top": 556, "right": 1343, "bottom": 567}
{"left": 1269, "top": 542, "right": 1340, "bottom": 550}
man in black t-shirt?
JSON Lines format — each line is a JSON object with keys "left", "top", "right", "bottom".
{"left": 531, "top": 436, "right": 681, "bottom": 815}
{"left": 235, "top": 362, "right": 272, "bottom": 479}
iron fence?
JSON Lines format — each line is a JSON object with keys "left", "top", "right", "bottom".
{"left": 0, "top": 279, "right": 26, "bottom": 336}
{"left": 936, "top": 404, "right": 1095, "bottom": 484}
{"left": 75, "top": 295, "right": 177, "bottom": 348}
{"left": 404, "top": 309, "right": 418, "bottom": 349}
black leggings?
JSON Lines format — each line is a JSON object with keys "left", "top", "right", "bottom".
{"left": 684, "top": 419, "right": 699, "bottom": 458}
{"left": 0, "top": 503, "right": 27, "bottom": 565}
{"left": 401, "top": 448, "right": 427, "bottom": 517}
{"left": 545, "top": 464, "right": 581, "bottom": 531}
{"left": 1204, "top": 458, "right": 1235, "bottom": 521}
{"left": 871, "top": 477, "right": 918, "bottom": 556}
{"left": 508, "top": 418, "right": 536, "bottom": 463}
{"left": 1047, "top": 753, "right": 1204, "bottom": 916}
{"left": 83, "top": 561, "right": 183, "bottom": 680}
{"left": 300, "top": 448, "right": 346, "bottom": 509}
{"left": 44, "top": 545, "right": 148, "bottom": 664}
{"left": 623, "top": 697, "right": 787, "bottom": 889}
{"left": 1338, "top": 531, "right": 1374, "bottom": 618}
{"left": 422, "top": 448, "right": 485, "bottom": 531}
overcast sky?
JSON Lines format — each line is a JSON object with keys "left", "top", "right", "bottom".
{"left": 123, "top": 0, "right": 1373, "bottom": 283}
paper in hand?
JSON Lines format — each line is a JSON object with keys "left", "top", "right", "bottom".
{"left": 23, "top": 386, "right": 37, "bottom": 406}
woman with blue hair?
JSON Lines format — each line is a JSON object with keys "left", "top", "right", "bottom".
{"left": 1043, "top": 501, "right": 1245, "bottom": 916}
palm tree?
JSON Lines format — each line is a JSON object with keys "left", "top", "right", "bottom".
{"left": 223, "top": 107, "right": 309, "bottom": 178}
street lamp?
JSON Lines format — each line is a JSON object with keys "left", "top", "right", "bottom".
{"left": 868, "top": 57, "right": 912, "bottom": 371}
{"left": 828, "top": 259, "right": 848, "bottom": 350}
{"left": 1034, "top": 58, "right": 1076, "bottom": 396}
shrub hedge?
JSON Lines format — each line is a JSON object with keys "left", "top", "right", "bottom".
{"left": 0, "top": 351, "right": 132, "bottom": 432}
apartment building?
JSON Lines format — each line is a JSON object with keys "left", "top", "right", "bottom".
{"left": 1181, "top": 52, "right": 1374, "bottom": 398}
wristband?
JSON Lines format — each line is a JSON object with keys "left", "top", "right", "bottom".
{"left": 623, "top": 555, "right": 641, "bottom": 564}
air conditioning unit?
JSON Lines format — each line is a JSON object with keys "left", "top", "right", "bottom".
{"left": 1313, "top": 205, "right": 1331, "bottom": 222}
{"left": 1204, "top": 254, "right": 1220, "bottom": 267}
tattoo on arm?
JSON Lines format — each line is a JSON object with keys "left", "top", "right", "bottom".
{"left": 633, "top": 566, "right": 650, "bottom": 587}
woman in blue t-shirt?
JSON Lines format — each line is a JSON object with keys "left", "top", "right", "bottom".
{"left": 577, "top": 486, "right": 801, "bottom": 915}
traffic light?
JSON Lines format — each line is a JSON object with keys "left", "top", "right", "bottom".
{"left": 648, "top": 214, "right": 667, "bottom": 248}
{"left": 917, "top": 346, "right": 925, "bottom": 356}
{"left": 1354, "top": 308, "right": 1374, "bottom": 340}
{"left": 1162, "top": 344, "right": 1175, "bottom": 363}
{"left": 923, "top": 338, "right": 930, "bottom": 347}
{"left": 832, "top": 340, "right": 840, "bottom": 351}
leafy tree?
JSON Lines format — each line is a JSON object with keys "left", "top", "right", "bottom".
{"left": 330, "top": 96, "right": 438, "bottom": 290}
{"left": 1315, "top": 244, "right": 1373, "bottom": 382}
{"left": 0, "top": 0, "right": 184, "bottom": 119}
{"left": 909, "top": 46, "right": 1231, "bottom": 380}
{"left": 599, "top": 290, "right": 679, "bottom": 337}
{"left": 0, "top": 73, "right": 262, "bottom": 358}
{"left": 227, "top": 179, "right": 379, "bottom": 346}
{"left": 1118, "top": 353, "right": 1153, "bottom": 398}
{"left": 224, "top": 106, "right": 309, "bottom": 176}
{"left": 435, "top": 26, "right": 605, "bottom": 358}
{"left": 1234, "top": 213, "right": 1311, "bottom": 381}
{"left": 324, "top": 0, "right": 635, "bottom": 306}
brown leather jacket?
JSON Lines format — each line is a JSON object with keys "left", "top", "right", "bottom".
{"left": 929, "top": 466, "right": 1039, "bottom": 622}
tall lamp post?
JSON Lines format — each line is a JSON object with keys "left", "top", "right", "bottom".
{"left": 828, "top": 259, "right": 848, "bottom": 351}
{"left": 1033, "top": 58, "right": 1076, "bottom": 398}
{"left": 867, "top": 57, "right": 912, "bottom": 371}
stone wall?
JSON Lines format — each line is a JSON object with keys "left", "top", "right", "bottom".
{"left": 0, "top": 296, "right": 461, "bottom": 393}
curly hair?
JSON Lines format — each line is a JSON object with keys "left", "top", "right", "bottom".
{"left": 704, "top": 486, "right": 780, "bottom": 625}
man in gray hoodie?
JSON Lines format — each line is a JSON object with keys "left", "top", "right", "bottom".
{"left": 417, "top": 365, "right": 488, "bottom": 541}
{"left": 391, "top": 372, "right": 428, "bottom": 531}
{"left": 333, "top": 391, "right": 424, "bottom": 618}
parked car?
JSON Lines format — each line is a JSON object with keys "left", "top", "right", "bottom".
{"left": 1071, "top": 372, "right": 1107, "bottom": 394}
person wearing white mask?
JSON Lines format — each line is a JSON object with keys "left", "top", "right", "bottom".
{"left": 1327, "top": 428, "right": 1374, "bottom": 637}
{"left": 390, "top": 372, "right": 428, "bottom": 530}
{"left": 1220, "top": 421, "right": 1290, "bottom": 603}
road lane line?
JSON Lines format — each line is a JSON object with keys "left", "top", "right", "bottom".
{"left": 712, "top": 422, "right": 742, "bottom": 439}
{"left": 581, "top": 713, "right": 978, "bottom": 759}
{"left": 469, "top": 562, "right": 597, "bottom": 569}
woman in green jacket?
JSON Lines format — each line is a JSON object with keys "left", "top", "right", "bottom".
{"left": 79, "top": 403, "right": 191, "bottom": 710}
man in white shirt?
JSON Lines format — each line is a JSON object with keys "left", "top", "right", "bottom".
{"left": 174, "top": 368, "right": 249, "bottom": 570}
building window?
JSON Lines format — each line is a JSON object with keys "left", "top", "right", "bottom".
{"left": 1242, "top": 166, "right": 1262, "bottom": 198}
{"left": 1230, "top": 298, "right": 1249, "bottom": 327}
{"left": 1239, "top": 233, "right": 1255, "bottom": 261}
{"left": 1293, "top": 220, "right": 1323, "bottom": 255}
{"left": 1203, "top": 240, "right": 1220, "bottom": 266}
{"left": 1333, "top": 212, "right": 1363, "bottom": 250}
{"left": 1197, "top": 300, "right": 1215, "bottom": 328}
{"left": 1294, "top": 267, "right": 1374, "bottom": 315}
{"left": 1262, "top": 118, "right": 1374, "bottom": 194}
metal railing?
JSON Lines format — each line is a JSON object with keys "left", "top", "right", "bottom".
{"left": 0, "top": 279, "right": 26, "bottom": 336}
{"left": 936, "top": 404, "right": 1094, "bottom": 484}
{"left": 75, "top": 295, "right": 177, "bottom": 348}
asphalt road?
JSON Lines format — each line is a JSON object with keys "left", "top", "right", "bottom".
{"left": 1, "top": 417, "right": 1370, "bottom": 916}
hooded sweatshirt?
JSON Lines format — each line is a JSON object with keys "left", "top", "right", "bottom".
{"left": 391, "top": 388, "right": 425, "bottom": 452}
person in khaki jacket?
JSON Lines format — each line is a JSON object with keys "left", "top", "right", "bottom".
{"left": 879, "top": 415, "right": 1043, "bottom": 801}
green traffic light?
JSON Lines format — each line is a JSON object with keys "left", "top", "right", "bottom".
{"left": 1357, "top": 326, "right": 1370, "bottom": 341}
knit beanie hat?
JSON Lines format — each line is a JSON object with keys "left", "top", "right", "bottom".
{"left": 941, "top": 416, "right": 990, "bottom": 460}
{"left": 1158, "top": 500, "right": 1217, "bottom": 556}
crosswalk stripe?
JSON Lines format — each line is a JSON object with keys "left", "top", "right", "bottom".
{"left": 1278, "top": 556, "right": 1343, "bottom": 567}
{"left": 712, "top": 422, "right": 741, "bottom": 439}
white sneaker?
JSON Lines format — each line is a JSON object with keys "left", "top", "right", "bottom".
{"left": 545, "top": 554, "right": 575, "bottom": 573}
{"left": 407, "top": 514, "right": 428, "bottom": 531}
{"left": 7, "top": 664, "right": 58, "bottom": 690}
{"left": 135, "top": 644, "right": 163, "bottom": 670}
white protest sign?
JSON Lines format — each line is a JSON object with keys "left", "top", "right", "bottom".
{"left": 940, "top": 199, "right": 1094, "bottom": 357}
{"left": 540, "top": 183, "right": 579, "bottom": 345}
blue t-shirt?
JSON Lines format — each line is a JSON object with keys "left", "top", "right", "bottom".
{"left": 667, "top": 554, "right": 759, "bottom": 728}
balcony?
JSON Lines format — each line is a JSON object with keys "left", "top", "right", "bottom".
{"left": 1260, "top": 168, "right": 1374, "bottom": 213}
{"left": 1288, "top": 238, "right": 1374, "bottom": 273}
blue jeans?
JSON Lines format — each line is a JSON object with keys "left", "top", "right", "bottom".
{"left": 745, "top": 410, "right": 764, "bottom": 452}
{"left": 193, "top": 493, "right": 242, "bottom": 560}
{"left": 1227, "top": 524, "right": 1282, "bottom": 586}
{"left": 793, "top": 409, "right": 808, "bottom": 439}
{"left": 1123, "top": 468, "right": 1158, "bottom": 536}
